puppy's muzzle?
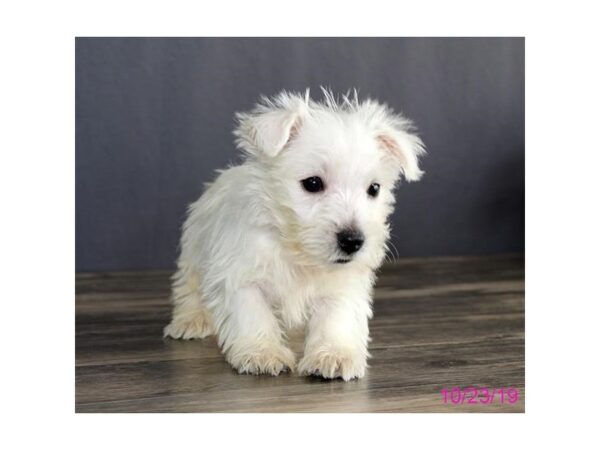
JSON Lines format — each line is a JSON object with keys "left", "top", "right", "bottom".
{"left": 336, "top": 229, "right": 365, "bottom": 255}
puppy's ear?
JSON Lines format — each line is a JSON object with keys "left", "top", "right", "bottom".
{"left": 234, "top": 91, "right": 309, "bottom": 158}
{"left": 363, "top": 100, "right": 426, "bottom": 182}
{"left": 376, "top": 127, "right": 425, "bottom": 181}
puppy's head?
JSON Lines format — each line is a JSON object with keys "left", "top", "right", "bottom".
{"left": 234, "top": 89, "right": 425, "bottom": 269}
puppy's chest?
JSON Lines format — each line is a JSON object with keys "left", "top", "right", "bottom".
{"left": 260, "top": 269, "right": 323, "bottom": 329}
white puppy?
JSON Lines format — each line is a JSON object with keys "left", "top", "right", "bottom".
{"left": 164, "top": 89, "right": 425, "bottom": 380}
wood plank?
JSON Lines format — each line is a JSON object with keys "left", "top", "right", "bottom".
{"left": 76, "top": 254, "right": 524, "bottom": 412}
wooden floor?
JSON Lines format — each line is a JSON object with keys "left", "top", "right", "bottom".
{"left": 76, "top": 255, "right": 524, "bottom": 413}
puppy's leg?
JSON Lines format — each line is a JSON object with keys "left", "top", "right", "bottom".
{"left": 164, "top": 268, "right": 214, "bottom": 340}
{"left": 298, "top": 284, "right": 372, "bottom": 381}
{"left": 216, "top": 285, "right": 295, "bottom": 376}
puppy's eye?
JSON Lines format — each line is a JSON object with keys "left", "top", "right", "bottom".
{"left": 367, "top": 183, "right": 380, "bottom": 198}
{"left": 301, "top": 176, "right": 325, "bottom": 193}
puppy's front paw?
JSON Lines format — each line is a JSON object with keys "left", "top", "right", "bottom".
{"left": 298, "top": 347, "right": 367, "bottom": 381}
{"left": 227, "top": 342, "right": 296, "bottom": 376}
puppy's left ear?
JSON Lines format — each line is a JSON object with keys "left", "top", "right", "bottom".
{"left": 234, "top": 91, "right": 309, "bottom": 158}
{"left": 367, "top": 103, "right": 426, "bottom": 182}
{"left": 376, "top": 127, "right": 425, "bottom": 182}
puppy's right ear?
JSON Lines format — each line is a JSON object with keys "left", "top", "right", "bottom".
{"left": 234, "top": 91, "right": 309, "bottom": 158}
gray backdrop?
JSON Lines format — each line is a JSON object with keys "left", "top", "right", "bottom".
{"left": 76, "top": 37, "right": 524, "bottom": 272}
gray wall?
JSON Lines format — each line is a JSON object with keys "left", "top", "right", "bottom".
{"left": 76, "top": 37, "right": 524, "bottom": 272}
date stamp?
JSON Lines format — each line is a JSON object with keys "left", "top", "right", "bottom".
{"left": 441, "top": 387, "right": 520, "bottom": 405}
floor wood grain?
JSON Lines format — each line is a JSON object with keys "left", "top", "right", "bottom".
{"left": 76, "top": 254, "right": 525, "bottom": 413}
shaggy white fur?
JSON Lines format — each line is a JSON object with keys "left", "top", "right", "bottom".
{"left": 164, "top": 88, "right": 425, "bottom": 380}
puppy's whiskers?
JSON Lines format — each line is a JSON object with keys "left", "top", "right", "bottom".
{"left": 386, "top": 236, "right": 401, "bottom": 263}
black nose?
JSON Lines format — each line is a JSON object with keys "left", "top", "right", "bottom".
{"left": 337, "top": 229, "right": 365, "bottom": 255}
